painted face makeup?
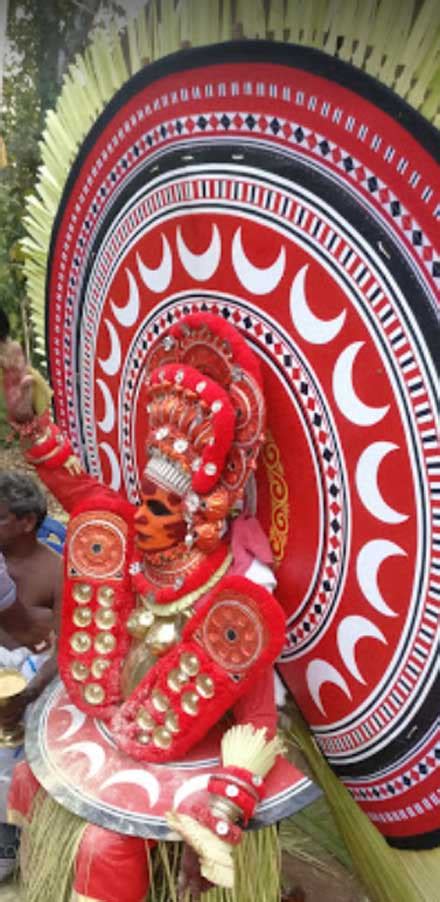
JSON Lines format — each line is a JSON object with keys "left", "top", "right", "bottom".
{"left": 134, "top": 477, "right": 186, "bottom": 552}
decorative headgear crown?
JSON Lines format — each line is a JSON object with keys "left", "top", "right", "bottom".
{"left": 143, "top": 314, "right": 266, "bottom": 547}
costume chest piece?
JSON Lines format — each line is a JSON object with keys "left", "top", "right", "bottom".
{"left": 121, "top": 595, "right": 193, "bottom": 698}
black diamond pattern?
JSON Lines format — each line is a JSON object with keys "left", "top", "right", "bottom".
{"left": 294, "top": 127, "right": 304, "bottom": 142}
{"left": 319, "top": 140, "right": 330, "bottom": 155}
{"left": 220, "top": 114, "right": 231, "bottom": 129}
{"left": 270, "top": 118, "right": 281, "bottom": 135}
{"left": 343, "top": 156, "right": 354, "bottom": 172}
{"left": 246, "top": 114, "right": 256, "bottom": 130}
{"left": 412, "top": 230, "right": 422, "bottom": 246}
{"left": 197, "top": 116, "right": 208, "bottom": 130}
{"left": 367, "top": 176, "right": 378, "bottom": 192}
{"left": 390, "top": 200, "right": 401, "bottom": 216}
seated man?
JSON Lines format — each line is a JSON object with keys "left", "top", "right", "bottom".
{"left": 0, "top": 471, "right": 61, "bottom": 880}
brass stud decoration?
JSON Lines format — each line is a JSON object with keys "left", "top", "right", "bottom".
{"left": 181, "top": 690, "right": 199, "bottom": 716}
{"left": 91, "top": 658, "right": 111, "bottom": 679}
{"left": 95, "top": 609, "right": 117, "bottom": 630}
{"left": 97, "top": 586, "right": 115, "bottom": 608}
{"left": 71, "top": 661, "right": 89, "bottom": 682}
{"left": 165, "top": 711, "right": 180, "bottom": 734}
{"left": 72, "top": 583, "right": 93, "bottom": 605}
{"left": 84, "top": 683, "right": 105, "bottom": 705}
{"left": 167, "top": 668, "right": 189, "bottom": 693}
{"left": 195, "top": 673, "right": 215, "bottom": 699}
{"left": 179, "top": 653, "right": 200, "bottom": 677}
{"left": 70, "top": 631, "right": 92, "bottom": 654}
{"left": 94, "top": 632, "right": 116, "bottom": 655}
{"left": 153, "top": 726, "right": 172, "bottom": 749}
{"left": 136, "top": 709, "right": 155, "bottom": 732}
{"left": 73, "top": 607, "right": 93, "bottom": 628}
{"left": 151, "top": 689, "right": 169, "bottom": 713}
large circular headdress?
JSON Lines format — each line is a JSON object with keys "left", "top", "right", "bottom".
{"left": 23, "top": 4, "right": 439, "bottom": 853}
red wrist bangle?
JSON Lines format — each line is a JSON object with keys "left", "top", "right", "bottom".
{"left": 214, "top": 765, "right": 265, "bottom": 799}
{"left": 192, "top": 805, "right": 242, "bottom": 845}
{"left": 208, "top": 776, "right": 258, "bottom": 822}
{"left": 39, "top": 442, "right": 73, "bottom": 470}
{"left": 26, "top": 421, "right": 74, "bottom": 469}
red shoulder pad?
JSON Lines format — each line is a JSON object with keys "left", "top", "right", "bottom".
{"left": 111, "top": 575, "right": 286, "bottom": 762}
{"left": 58, "top": 492, "right": 136, "bottom": 718}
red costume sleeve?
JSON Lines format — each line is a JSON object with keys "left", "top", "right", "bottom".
{"left": 34, "top": 461, "right": 114, "bottom": 514}
{"left": 232, "top": 668, "right": 278, "bottom": 737}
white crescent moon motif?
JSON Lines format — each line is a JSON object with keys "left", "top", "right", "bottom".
{"left": 333, "top": 342, "right": 389, "bottom": 426}
{"left": 290, "top": 264, "right": 346, "bottom": 344}
{"left": 111, "top": 269, "right": 140, "bottom": 328}
{"left": 177, "top": 224, "right": 221, "bottom": 281}
{"left": 137, "top": 234, "right": 172, "bottom": 293}
{"left": 99, "top": 442, "right": 121, "bottom": 491}
{"left": 337, "top": 615, "right": 387, "bottom": 684}
{"left": 96, "top": 379, "right": 115, "bottom": 433}
{"left": 98, "top": 319, "right": 121, "bottom": 377}
{"left": 173, "top": 774, "right": 210, "bottom": 810}
{"left": 101, "top": 770, "right": 160, "bottom": 807}
{"left": 356, "top": 442, "right": 408, "bottom": 524}
{"left": 306, "top": 659, "right": 352, "bottom": 717}
{"left": 232, "top": 227, "right": 286, "bottom": 295}
{"left": 57, "top": 705, "right": 87, "bottom": 741}
{"left": 356, "top": 540, "right": 405, "bottom": 617}
{"left": 64, "top": 742, "right": 106, "bottom": 779}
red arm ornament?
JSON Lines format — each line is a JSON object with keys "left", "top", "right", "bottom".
{"left": 111, "top": 575, "right": 286, "bottom": 762}
{"left": 58, "top": 492, "right": 137, "bottom": 718}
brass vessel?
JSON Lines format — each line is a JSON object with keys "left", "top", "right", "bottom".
{"left": 0, "top": 668, "right": 27, "bottom": 748}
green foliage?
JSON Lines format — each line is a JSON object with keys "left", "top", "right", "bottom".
{"left": 0, "top": 0, "right": 124, "bottom": 351}
{"left": 0, "top": 0, "right": 41, "bottom": 342}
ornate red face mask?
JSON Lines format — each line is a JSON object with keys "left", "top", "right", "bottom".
{"left": 134, "top": 477, "right": 186, "bottom": 553}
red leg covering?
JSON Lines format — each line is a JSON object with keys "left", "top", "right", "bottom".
{"left": 73, "top": 825, "right": 152, "bottom": 902}
{"left": 7, "top": 761, "right": 41, "bottom": 826}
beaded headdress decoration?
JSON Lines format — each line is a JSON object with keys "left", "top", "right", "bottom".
{"left": 143, "top": 313, "right": 266, "bottom": 551}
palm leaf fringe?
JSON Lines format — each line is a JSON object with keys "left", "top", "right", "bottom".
{"left": 23, "top": 0, "right": 440, "bottom": 360}
{"left": 17, "top": 789, "right": 280, "bottom": 902}
{"left": 288, "top": 708, "right": 439, "bottom": 902}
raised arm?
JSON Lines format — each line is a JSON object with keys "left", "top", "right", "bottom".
{"left": 0, "top": 336, "right": 104, "bottom": 512}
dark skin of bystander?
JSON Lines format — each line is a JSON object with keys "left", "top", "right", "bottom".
{"left": 0, "top": 501, "right": 62, "bottom": 729}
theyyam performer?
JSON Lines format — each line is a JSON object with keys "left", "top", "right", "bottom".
{"left": 3, "top": 311, "right": 317, "bottom": 901}
{"left": 0, "top": 3, "right": 439, "bottom": 901}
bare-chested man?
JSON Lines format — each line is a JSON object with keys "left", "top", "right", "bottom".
{"left": 0, "top": 471, "right": 62, "bottom": 878}
{"left": 0, "top": 471, "right": 62, "bottom": 728}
